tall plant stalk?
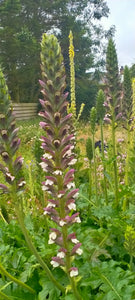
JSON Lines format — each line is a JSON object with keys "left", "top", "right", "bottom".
{"left": 100, "top": 120, "right": 108, "bottom": 205}
{"left": 39, "top": 33, "right": 83, "bottom": 300}
{"left": 0, "top": 261, "right": 36, "bottom": 295}
{"left": 122, "top": 66, "right": 133, "bottom": 210}
{"left": 86, "top": 137, "right": 93, "bottom": 201}
{"left": 90, "top": 107, "right": 98, "bottom": 205}
{"left": 105, "top": 39, "right": 121, "bottom": 208}
{"left": 96, "top": 89, "right": 108, "bottom": 205}
{"left": 111, "top": 105, "right": 119, "bottom": 206}
{"left": 68, "top": 31, "right": 85, "bottom": 127}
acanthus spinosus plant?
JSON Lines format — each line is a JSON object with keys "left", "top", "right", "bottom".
{"left": 0, "top": 68, "right": 25, "bottom": 198}
{"left": 104, "top": 39, "right": 122, "bottom": 207}
{"left": 39, "top": 34, "right": 83, "bottom": 299}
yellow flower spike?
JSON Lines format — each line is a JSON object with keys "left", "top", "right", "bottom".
{"left": 77, "top": 103, "right": 85, "bottom": 122}
{"left": 68, "top": 31, "right": 74, "bottom": 58}
{"left": 68, "top": 30, "right": 76, "bottom": 119}
{"left": 68, "top": 31, "right": 84, "bottom": 126}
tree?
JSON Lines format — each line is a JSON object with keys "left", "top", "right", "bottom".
{"left": 0, "top": 0, "right": 111, "bottom": 105}
{"left": 130, "top": 64, "right": 135, "bottom": 79}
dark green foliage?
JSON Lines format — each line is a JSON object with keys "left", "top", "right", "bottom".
{"left": 130, "top": 63, "right": 135, "bottom": 78}
{"left": 0, "top": 0, "right": 110, "bottom": 105}
{"left": 76, "top": 77, "right": 99, "bottom": 119}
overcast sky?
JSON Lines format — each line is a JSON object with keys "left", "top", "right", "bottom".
{"left": 102, "top": 0, "right": 135, "bottom": 67}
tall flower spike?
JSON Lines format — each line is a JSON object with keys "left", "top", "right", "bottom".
{"left": 0, "top": 68, "right": 25, "bottom": 197}
{"left": 90, "top": 106, "right": 98, "bottom": 205}
{"left": 96, "top": 90, "right": 108, "bottom": 205}
{"left": 39, "top": 34, "right": 82, "bottom": 299}
{"left": 105, "top": 39, "right": 121, "bottom": 207}
{"left": 68, "top": 31, "right": 85, "bottom": 126}
{"left": 68, "top": 31, "right": 76, "bottom": 119}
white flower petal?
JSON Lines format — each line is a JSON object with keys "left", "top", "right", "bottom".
{"left": 71, "top": 238, "right": 79, "bottom": 244}
{"left": 67, "top": 182, "right": 75, "bottom": 189}
{"left": 50, "top": 261, "right": 59, "bottom": 268}
{"left": 6, "top": 173, "right": 15, "bottom": 181}
{"left": 59, "top": 220, "right": 66, "bottom": 227}
{"left": 57, "top": 251, "right": 65, "bottom": 258}
{"left": 48, "top": 239, "right": 55, "bottom": 244}
{"left": 58, "top": 193, "right": 64, "bottom": 198}
{"left": 76, "top": 248, "right": 83, "bottom": 255}
{"left": 73, "top": 192, "right": 79, "bottom": 199}
{"left": 63, "top": 150, "right": 72, "bottom": 158}
{"left": 39, "top": 162, "right": 48, "bottom": 171}
{"left": 70, "top": 269, "right": 78, "bottom": 277}
{"left": 49, "top": 232, "right": 57, "bottom": 240}
{"left": 68, "top": 159, "right": 77, "bottom": 166}
{"left": 53, "top": 170, "right": 62, "bottom": 175}
{"left": 74, "top": 216, "right": 81, "bottom": 223}
{"left": 68, "top": 203, "right": 76, "bottom": 210}
{"left": 18, "top": 180, "right": 26, "bottom": 187}
{"left": 42, "top": 186, "right": 48, "bottom": 191}
{"left": 47, "top": 203, "right": 56, "bottom": 208}
{"left": 43, "top": 153, "right": 52, "bottom": 159}
{"left": 45, "top": 179, "right": 53, "bottom": 185}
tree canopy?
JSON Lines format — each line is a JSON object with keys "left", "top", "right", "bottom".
{"left": 0, "top": 0, "right": 112, "bottom": 116}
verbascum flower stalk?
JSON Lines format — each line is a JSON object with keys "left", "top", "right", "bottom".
{"left": 68, "top": 31, "right": 76, "bottom": 120}
{"left": 68, "top": 31, "right": 84, "bottom": 127}
{"left": 39, "top": 34, "right": 82, "bottom": 300}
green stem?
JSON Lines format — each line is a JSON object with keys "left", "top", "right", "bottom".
{"left": 10, "top": 171, "right": 64, "bottom": 294}
{"left": 92, "top": 133, "right": 98, "bottom": 205}
{"left": 101, "top": 274, "right": 122, "bottom": 300}
{"left": 0, "top": 290, "right": 11, "bottom": 300}
{"left": 112, "top": 108, "right": 119, "bottom": 207}
{"left": 0, "top": 211, "right": 8, "bottom": 224}
{"left": 100, "top": 121, "right": 108, "bottom": 205}
{"left": 130, "top": 255, "right": 133, "bottom": 271}
{"left": 89, "top": 161, "right": 92, "bottom": 201}
{"left": 123, "top": 124, "right": 130, "bottom": 210}
{"left": 15, "top": 205, "right": 65, "bottom": 294}
{"left": 6, "top": 167, "right": 65, "bottom": 293}
{"left": 56, "top": 165, "right": 82, "bottom": 300}
{"left": 62, "top": 226, "right": 82, "bottom": 300}
{"left": 69, "top": 277, "right": 82, "bottom": 300}
{"left": 0, "top": 263, "right": 35, "bottom": 294}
